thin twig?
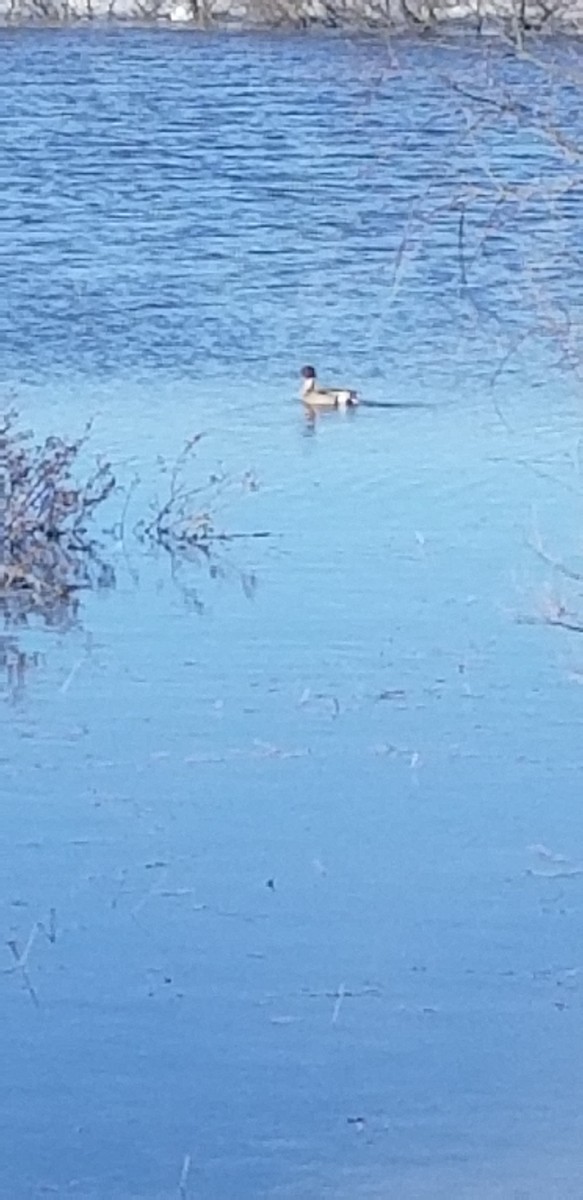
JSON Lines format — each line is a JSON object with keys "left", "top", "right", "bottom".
{"left": 331, "top": 982, "right": 346, "bottom": 1025}
{"left": 178, "top": 1154, "right": 191, "bottom": 1200}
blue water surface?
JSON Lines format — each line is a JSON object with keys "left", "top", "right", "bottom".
{"left": 2, "top": 27, "right": 583, "bottom": 1200}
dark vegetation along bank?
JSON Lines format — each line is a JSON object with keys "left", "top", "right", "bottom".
{"left": 0, "top": 0, "right": 580, "bottom": 30}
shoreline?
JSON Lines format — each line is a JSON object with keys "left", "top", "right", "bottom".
{"left": 0, "top": 1, "right": 581, "bottom": 33}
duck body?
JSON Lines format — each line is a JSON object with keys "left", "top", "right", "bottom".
{"left": 300, "top": 365, "right": 359, "bottom": 410}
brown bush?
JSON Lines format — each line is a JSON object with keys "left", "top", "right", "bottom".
{"left": 0, "top": 410, "right": 115, "bottom": 627}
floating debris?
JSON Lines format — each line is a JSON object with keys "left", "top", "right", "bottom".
{"left": 528, "top": 844, "right": 569, "bottom": 864}
{"left": 347, "top": 1116, "right": 366, "bottom": 1132}
{"left": 526, "top": 844, "right": 583, "bottom": 879}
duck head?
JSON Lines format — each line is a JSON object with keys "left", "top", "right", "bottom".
{"left": 300, "top": 364, "right": 317, "bottom": 398}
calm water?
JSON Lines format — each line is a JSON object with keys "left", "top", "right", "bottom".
{"left": 2, "top": 28, "right": 583, "bottom": 1200}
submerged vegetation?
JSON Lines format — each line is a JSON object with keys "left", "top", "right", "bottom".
{"left": 0, "top": 411, "right": 263, "bottom": 632}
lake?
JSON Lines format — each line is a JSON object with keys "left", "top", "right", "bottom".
{"left": 2, "top": 26, "right": 583, "bottom": 1200}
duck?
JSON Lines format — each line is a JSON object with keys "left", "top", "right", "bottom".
{"left": 300, "top": 365, "right": 359, "bottom": 410}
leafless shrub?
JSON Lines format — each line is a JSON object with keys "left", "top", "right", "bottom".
{"left": 0, "top": 413, "right": 265, "bottom": 633}
{"left": 403, "top": 36, "right": 583, "bottom": 633}
{"left": 438, "top": 40, "right": 583, "bottom": 385}
{"left": 0, "top": 410, "right": 115, "bottom": 628}
{"left": 136, "top": 435, "right": 267, "bottom": 611}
